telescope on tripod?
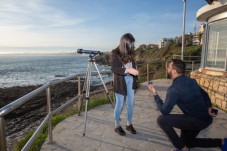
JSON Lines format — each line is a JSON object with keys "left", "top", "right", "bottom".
{"left": 77, "top": 48, "right": 114, "bottom": 136}
{"left": 77, "top": 49, "right": 103, "bottom": 56}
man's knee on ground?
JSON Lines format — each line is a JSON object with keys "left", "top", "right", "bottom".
{"left": 157, "top": 115, "right": 167, "bottom": 127}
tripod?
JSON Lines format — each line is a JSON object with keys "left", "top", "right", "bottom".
{"left": 80, "top": 54, "right": 114, "bottom": 136}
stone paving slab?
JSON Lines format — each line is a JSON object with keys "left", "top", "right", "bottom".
{"left": 41, "top": 79, "right": 227, "bottom": 151}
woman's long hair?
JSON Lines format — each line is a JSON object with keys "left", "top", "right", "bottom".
{"left": 118, "top": 33, "right": 135, "bottom": 64}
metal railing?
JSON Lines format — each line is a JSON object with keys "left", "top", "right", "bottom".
{"left": 0, "top": 60, "right": 201, "bottom": 151}
{"left": 172, "top": 54, "right": 201, "bottom": 61}
{"left": 184, "top": 60, "right": 201, "bottom": 73}
{"left": 136, "top": 60, "right": 167, "bottom": 82}
{"left": 0, "top": 71, "right": 113, "bottom": 151}
{"left": 136, "top": 60, "right": 201, "bottom": 82}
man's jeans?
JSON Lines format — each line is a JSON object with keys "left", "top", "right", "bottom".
{"left": 157, "top": 114, "right": 222, "bottom": 149}
{"left": 114, "top": 75, "right": 134, "bottom": 126}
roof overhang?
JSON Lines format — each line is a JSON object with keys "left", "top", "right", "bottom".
{"left": 197, "top": 0, "right": 227, "bottom": 22}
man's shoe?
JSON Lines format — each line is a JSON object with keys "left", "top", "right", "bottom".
{"left": 223, "top": 138, "right": 227, "bottom": 151}
{"left": 126, "top": 124, "right": 137, "bottom": 134}
{"left": 114, "top": 126, "right": 126, "bottom": 136}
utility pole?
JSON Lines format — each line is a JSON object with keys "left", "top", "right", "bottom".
{"left": 181, "top": 0, "right": 186, "bottom": 60}
{"left": 193, "top": 20, "right": 196, "bottom": 45}
{"left": 194, "top": 20, "right": 197, "bottom": 34}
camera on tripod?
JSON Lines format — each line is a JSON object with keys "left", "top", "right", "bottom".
{"left": 77, "top": 49, "right": 103, "bottom": 56}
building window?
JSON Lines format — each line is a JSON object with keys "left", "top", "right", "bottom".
{"left": 206, "top": 19, "right": 227, "bottom": 70}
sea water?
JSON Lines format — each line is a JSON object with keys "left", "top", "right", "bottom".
{"left": 0, "top": 54, "right": 111, "bottom": 88}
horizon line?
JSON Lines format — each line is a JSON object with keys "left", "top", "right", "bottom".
{"left": 0, "top": 52, "right": 77, "bottom": 55}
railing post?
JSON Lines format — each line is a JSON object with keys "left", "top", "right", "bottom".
{"left": 0, "top": 116, "right": 7, "bottom": 151}
{"left": 192, "top": 61, "right": 194, "bottom": 71}
{"left": 46, "top": 87, "right": 52, "bottom": 143}
{"left": 77, "top": 76, "right": 82, "bottom": 116}
{"left": 147, "top": 63, "right": 149, "bottom": 81}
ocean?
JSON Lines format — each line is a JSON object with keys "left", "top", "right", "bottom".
{"left": 0, "top": 54, "right": 111, "bottom": 88}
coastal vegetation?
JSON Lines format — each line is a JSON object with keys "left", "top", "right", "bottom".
{"left": 134, "top": 42, "right": 202, "bottom": 63}
{"left": 134, "top": 43, "right": 202, "bottom": 83}
{"left": 95, "top": 42, "right": 202, "bottom": 67}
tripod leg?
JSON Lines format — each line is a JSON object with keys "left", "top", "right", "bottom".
{"left": 93, "top": 62, "right": 115, "bottom": 109}
{"left": 83, "top": 61, "right": 92, "bottom": 136}
{"left": 78, "top": 62, "right": 90, "bottom": 116}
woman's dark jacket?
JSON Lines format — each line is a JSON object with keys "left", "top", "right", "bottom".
{"left": 111, "top": 48, "right": 138, "bottom": 96}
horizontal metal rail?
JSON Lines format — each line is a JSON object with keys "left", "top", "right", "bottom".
{"left": 173, "top": 54, "right": 201, "bottom": 58}
{"left": 0, "top": 70, "right": 112, "bottom": 151}
{"left": 0, "top": 71, "right": 112, "bottom": 117}
{"left": 0, "top": 84, "right": 50, "bottom": 117}
{"left": 0, "top": 59, "right": 201, "bottom": 151}
{"left": 22, "top": 114, "right": 51, "bottom": 151}
{"left": 136, "top": 60, "right": 200, "bottom": 82}
{"left": 22, "top": 95, "right": 80, "bottom": 151}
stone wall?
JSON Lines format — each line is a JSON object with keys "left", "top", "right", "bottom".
{"left": 190, "top": 70, "right": 227, "bottom": 111}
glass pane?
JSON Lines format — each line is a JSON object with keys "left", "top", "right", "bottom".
{"left": 206, "top": 19, "right": 227, "bottom": 69}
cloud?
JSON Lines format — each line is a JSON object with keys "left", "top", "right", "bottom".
{"left": 0, "top": 0, "right": 91, "bottom": 47}
{"left": 0, "top": 0, "right": 200, "bottom": 51}
{"left": 0, "top": 0, "right": 85, "bottom": 30}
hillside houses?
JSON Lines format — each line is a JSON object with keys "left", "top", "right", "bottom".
{"left": 138, "top": 24, "right": 204, "bottom": 50}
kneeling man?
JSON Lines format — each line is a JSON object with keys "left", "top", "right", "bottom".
{"left": 148, "top": 59, "right": 226, "bottom": 151}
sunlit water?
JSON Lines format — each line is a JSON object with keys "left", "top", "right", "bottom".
{"left": 0, "top": 54, "right": 111, "bottom": 88}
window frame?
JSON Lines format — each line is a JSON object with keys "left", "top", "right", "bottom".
{"left": 204, "top": 18, "right": 227, "bottom": 71}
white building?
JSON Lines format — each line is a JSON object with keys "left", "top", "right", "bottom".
{"left": 191, "top": 0, "right": 227, "bottom": 111}
{"left": 158, "top": 38, "right": 169, "bottom": 48}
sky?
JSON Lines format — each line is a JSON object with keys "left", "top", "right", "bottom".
{"left": 0, "top": 0, "right": 207, "bottom": 54}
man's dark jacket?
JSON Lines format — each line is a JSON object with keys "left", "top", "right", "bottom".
{"left": 111, "top": 48, "right": 138, "bottom": 96}
{"left": 154, "top": 75, "right": 213, "bottom": 122}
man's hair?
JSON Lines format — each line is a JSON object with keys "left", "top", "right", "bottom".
{"left": 171, "top": 59, "right": 186, "bottom": 74}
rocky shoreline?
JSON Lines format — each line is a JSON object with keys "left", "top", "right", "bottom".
{"left": 0, "top": 81, "right": 110, "bottom": 150}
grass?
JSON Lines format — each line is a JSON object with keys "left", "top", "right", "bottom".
{"left": 13, "top": 131, "right": 47, "bottom": 151}
{"left": 13, "top": 94, "right": 112, "bottom": 151}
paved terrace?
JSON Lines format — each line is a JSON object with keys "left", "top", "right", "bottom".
{"left": 41, "top": 79, "right": 227, "bottom": 151}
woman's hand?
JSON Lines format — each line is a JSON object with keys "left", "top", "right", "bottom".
{"left": 126, "top": 68, "right": 139, "bottom": 76}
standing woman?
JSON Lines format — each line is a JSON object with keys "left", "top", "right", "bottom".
{"left": 111, "top": 33, "right": 139, "bottom": 136}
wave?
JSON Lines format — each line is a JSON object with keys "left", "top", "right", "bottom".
{"left": 0, "top": 54, "right": 111, "bottom": 88}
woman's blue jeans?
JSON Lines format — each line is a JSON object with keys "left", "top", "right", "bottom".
{"left": 114, "top": 75, "right": 134, "bottom": 126}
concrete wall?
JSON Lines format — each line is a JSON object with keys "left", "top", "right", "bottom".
{"left": 191, "top": 70, "right": 227, "bottom": 111}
